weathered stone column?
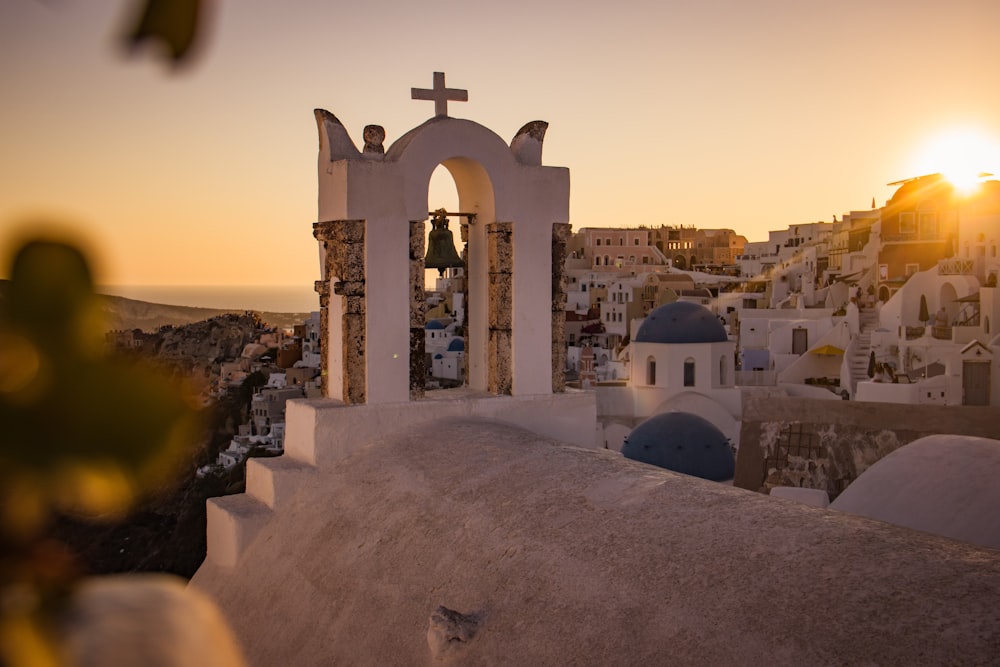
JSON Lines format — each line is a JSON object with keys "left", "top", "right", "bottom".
{"left": 551, "top": 223, "right": 571, "bottom": 393}
{"left": 487, "top": 222, "right": 513, "bottom": 395}
{"left": 313, "top": 279, "right": 331, "bottom": 396}
{"left": 313, "top": 220, "right": 366, "bottom": 404}
{"left": 409, "top": 220, "right": 427, "bottom": 399}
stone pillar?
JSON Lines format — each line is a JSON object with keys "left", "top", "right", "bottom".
{"left": 409, "top": 220, "right": 427, "bottom": 399}
{"left": 551, "top": 223, "right": 571, "bottom": 393}
{"left": 487, "top": 222, "right": 513, "bottom": 395}
{"left": 313, "top": 220, "right": 366, "bottom": 404}
{"left": 313, "top": 279, "right": 330, "bottom": 396}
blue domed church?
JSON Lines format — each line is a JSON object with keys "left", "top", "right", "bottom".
{"left": 600, "top": 301, "right": 742, "bottom": 455}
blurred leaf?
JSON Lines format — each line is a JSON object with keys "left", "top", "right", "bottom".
{"left": 124, "top": 0, "right": 205, "bottom": 65}
{"left": 0, "top": 237, "right": 202, "bottom": 534}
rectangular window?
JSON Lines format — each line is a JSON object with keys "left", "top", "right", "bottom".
{"left": 905, "top": 263, "right": 920, "bottom": 277}
{"left": 683, "top": 360, "right": 695, "bottom": 387}
{"left": 792, "top": 328, "right": 808, "bottom": 355}
{"left": 647, "top": 359, "right": 656, "bottom": 385}
{"left": 918, "top": 212, "right": 937, "bottom": 238}
{"left": 899, "top": 212, "right": 916, "bottom": 235}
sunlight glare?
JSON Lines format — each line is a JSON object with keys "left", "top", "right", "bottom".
{"left": 912, "top": 128, "right": 1000, "bottom": 194}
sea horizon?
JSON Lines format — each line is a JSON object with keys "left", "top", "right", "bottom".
{"left": 98, "top": 284, "right": 319, "bottom": 314}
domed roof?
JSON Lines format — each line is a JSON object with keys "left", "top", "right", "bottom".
{"left": 622, "top": 412, "right": 734, "bottom": 481}
{"left": 425, "top": 319, "right": 446, "bottom": 330}
{"left": 830, "top": 434, "right": 1000, "bottom": 550}
{"left": 447, "top": 337, "right": 465, "bottom": 352}
{"left": 635, "top": 301, "right": 727, "bottom": 344}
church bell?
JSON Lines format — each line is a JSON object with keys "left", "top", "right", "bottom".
{"left": 424, "top": 210, "right": 465, "bottom": 276}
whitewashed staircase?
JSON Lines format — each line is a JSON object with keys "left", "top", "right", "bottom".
{"left": 847, "top": 308, "right": 880, "bottom": 395}
{"left": 205, "top": 453, "right": 317, "bottom": 568}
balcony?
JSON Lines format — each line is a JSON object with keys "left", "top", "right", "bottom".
{"left": 937, "top": 257, "right": 981, "bottom": 277}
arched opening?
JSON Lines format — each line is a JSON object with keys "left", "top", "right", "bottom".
{"left": 647, "top": 356, "right": 656, "bottom": 386}
{"left": 432, "top": 156, "right": 497, "bottom": 394}
{"left": 938, "top": 281, "right": 958, "bottom": 322}
{"left": 420, "top": 166, "right": 464, "bottom": 392}
{"left": 674, "top": 255, "right": 686, "bottom": 270}
{"left": 878, "top": 285, "right": 891, "bottom": 303}
{"left": 719, "top": 355, "right": 727, "bottom": 385}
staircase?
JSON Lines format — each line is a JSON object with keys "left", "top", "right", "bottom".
{"left": 847, "top": 307, "right": 879, "bottom": 395}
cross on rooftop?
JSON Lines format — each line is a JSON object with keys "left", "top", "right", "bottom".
{"left": 411, "top": 72, "right": 468, "bottom": 118}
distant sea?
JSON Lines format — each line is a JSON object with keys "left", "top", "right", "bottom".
{"left": 98, "top": 285, "right": 318, "bottom": 314}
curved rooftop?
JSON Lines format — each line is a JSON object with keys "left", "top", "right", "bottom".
{"left": 622, "top": 411, "right": 734, "bottom": 481}
{"left": 830, "top": 434, "right": 1000, "bottom": 550}
{"left": 634, "top": 301, "right": 727, "bottom": 344}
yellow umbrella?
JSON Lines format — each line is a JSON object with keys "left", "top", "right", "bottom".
{"left": 811, "top": 344, "right": 844, "bottom": 356}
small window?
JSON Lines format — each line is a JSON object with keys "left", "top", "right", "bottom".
{"left": 918, "top": 212, "right": 937, "bottom": 238}
{"left": 634, "top": 238, "right": 640, "bottom": 245}
{"left": 684, "top": 358, "right": 695, "bottom": 386}
{"left": 619, "top": 238, "right": 624, "bottom": 246}
{"left": 899, "top": 212, "right": 916, "bottom": 235}
{"left": 647, "top": 357, "right": 656, "bottom": 385}
{"left": 596, "top": 238, "right": 602, "bottom": 246}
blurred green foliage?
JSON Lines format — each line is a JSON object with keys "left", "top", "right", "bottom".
{"left": 1, "top": 236, "right": 202, "bottom": 666}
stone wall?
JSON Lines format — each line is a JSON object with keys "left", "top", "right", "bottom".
{"left": 313, "top": 220, "right": 366, "bottom": 404}
{"left": 487, "top": 222, "right": 513, "bottom": 394}
{"left": 408, "top": 220, "right": 426, "bottom": 399}
{"left": 736, "top": 395, "right": 1000, "bottom": 497}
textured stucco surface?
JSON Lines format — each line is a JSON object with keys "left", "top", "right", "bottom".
{"left": 192, "top": 417, "right": 1000, "bottom": 666}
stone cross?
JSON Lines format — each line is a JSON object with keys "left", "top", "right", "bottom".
{"left": 411, "top": 72, "right": 468, "bottom": 118}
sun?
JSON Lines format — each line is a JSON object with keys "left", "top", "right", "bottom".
{"left": 912, "top": 127, "right": 1000, "bottom": 193}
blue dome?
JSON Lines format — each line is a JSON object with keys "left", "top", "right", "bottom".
{"left": 447, "top": 337, "right": 465, "bottom": 352}
{"left": 622, "top": 412, "right": 734, "bottom": 481}
{"left": 425, "top": 319, "right": 446, "bottom": 330}
{"left": 635, "top": 301, "right": 727, "bottom": 344}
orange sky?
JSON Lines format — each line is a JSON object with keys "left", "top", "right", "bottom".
{"left": 2, "top": 0, "right": 1000, "bottom": 287}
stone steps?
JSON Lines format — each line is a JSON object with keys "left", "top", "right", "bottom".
{"left": 204, "top": 455, "right": 317, "bottom": 568}
{"left": 847, "top": 315, "right": 878, "bottom": 393}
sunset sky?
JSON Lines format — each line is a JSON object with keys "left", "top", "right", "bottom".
{"left": 3, "top": 0, "right": 1000, "bottom": 288}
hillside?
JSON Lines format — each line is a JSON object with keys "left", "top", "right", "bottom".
{"left": 99, "top": 293, "right": 312, "bottom": 331}
{"left": 0, "top": 280, "right": 312, "bottom": 331}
